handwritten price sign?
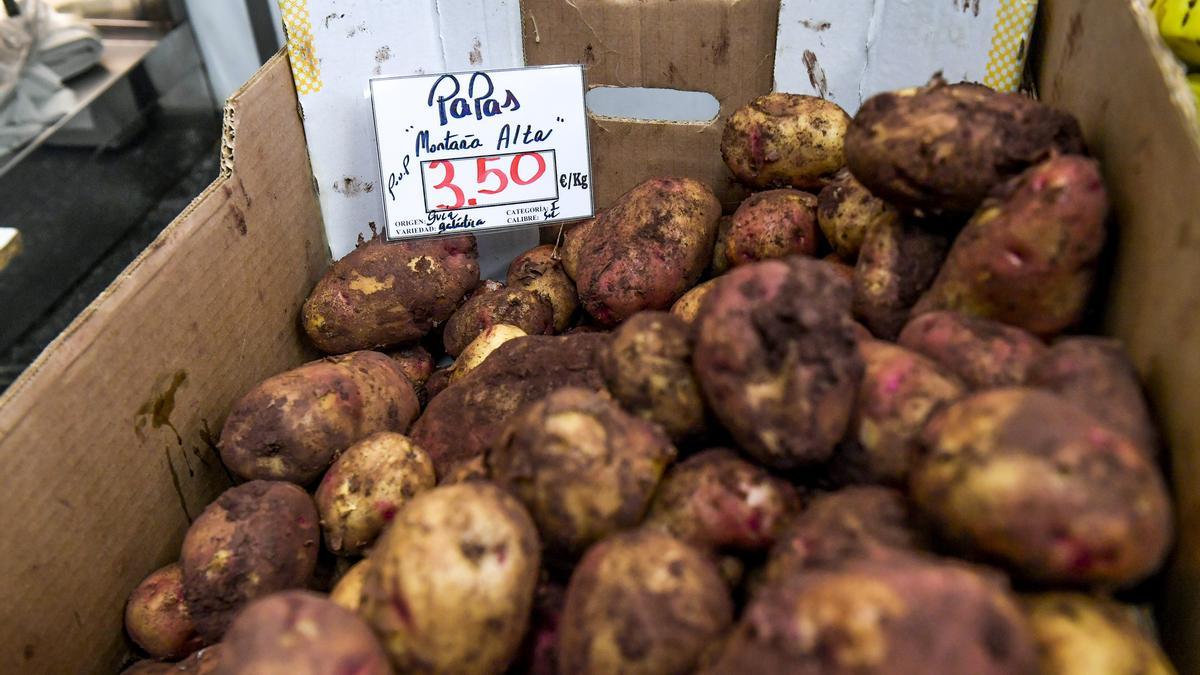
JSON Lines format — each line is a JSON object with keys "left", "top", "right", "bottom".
{"left": 370, "top": 66, "right": 593, "bottom": 240}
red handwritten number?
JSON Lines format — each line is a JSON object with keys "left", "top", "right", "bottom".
{"left": 476, "top": 157, "right": 509, "bottom": 195}
{"left": 511, "top": 153, "right": 548, "bottom": 185}
{"left": 428, "top": 160, "right": 465, "bottom": 210}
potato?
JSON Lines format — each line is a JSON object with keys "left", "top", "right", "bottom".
{"left": 181, "top": 481, "right": 319, "bottom": 641}
{"left": 329, "top": 558, "right": 371, "bottom": 612}
{"left": 122, "top": 645, "right": 226, "bottom": 675}
{"left": 438, "top": 454, "right": 490, "bottom": 485}
{"left": 442, "top": 281, "right": 554, "bottom": 357}
{"left": 710, "top": 215, "right": 733, "bottom": 275}
{"left": 830, "top": 340, "right": 965, "bottom": 486}
{"left": 571, "top": 177, "right": 721, "bottom": 325}
{"left": 912, "top": 388, "right": 1172, "bottom": 587}
{"left": 412, "top": 333, "right": 609, "bottom": 477}
{"left": 489, "top": 388, "right": 676, "bottom": 558}
{"left": 218, "top": 351, "right": 419, "bottom": 484}
{"left": 670, "top": 278, "right": 720, "bottom": 325}
{"left": 853, "top": 218, "right": 950, "bottom": 340}
{"left": 508, "top": 244, "right": 579, "bottom": 332}
{"left": 601, "top": 311, "right": 706, "bottom": 441}
{"left": 218, "top": 591, "right": 390, "bottom": 675}
{"left": 845, "top": 79, "right": 1085, "bottom": 214}
{"left": 302, "top": 235, "right": 479, "bottom": 353}
{"left": 125, "top": 562, "right": 204, "bottom": 660}
{"left": 706, "top": 553, "right": 1038, "bottom": 674}
{"left": 559, "top": 530, "right": 733, "bottom": 675}
{"left": 720, "top": 189, "right": 820, "bottom": 267}
{"left": 817, "top": 169, "right": 900, "bottom": 261}
{"left": 721, "top": 93, "right": 851, "bottom": 191}
{"left": 911, "top": 155, "right": 1109, "bottom": 337}
{"left": 1027, "top": 337, "right": 1158, "bottom": 456}
{"left": 645, "top": 449, "right": 799, "bottom": 551}
{"left": 511, "top": 579, "right": 567, "bottom": 675}
{"left": 693, "top": 257, "right": 863, "bottom": 468}
{"left": 386, "top": 344, "right": 434, "bottom": 388}
{"left": 450, "top": 323, "right": 527, "bottom": 383}
{"left": 822, "top": 253, "right": 856, "bottom": 284}
{"left": 423, "top": 366, "right": 452, "bottom": 401}
{"left": 314, "top": 431, "right": 436, "bottom": 556}
{"left": 360, "top": 483, "right": 540, "bottom": 674}
{"left": 560, "top": 214, "right": 598, "bottom": 281}
{"left": 898, "top": 311, "right": 1046, "bottom": 389}
{"left": 761, "top": 486, "right": 927, "bottom": 585}
{"left": 1022, "top": 593, "right": 1177, "bottom": 675}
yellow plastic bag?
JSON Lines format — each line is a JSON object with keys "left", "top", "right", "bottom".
{"left": 1154, "top": 0, "right": 1200, "bottom": 66}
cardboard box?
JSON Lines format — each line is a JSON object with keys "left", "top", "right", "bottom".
{"left": 1, "top": 0, "right": 1198, "bottom": 672}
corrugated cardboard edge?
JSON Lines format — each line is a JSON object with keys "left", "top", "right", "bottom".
{"left": 0, "top": 51, "right": 329, "bottom": 674}
{"left": 1036, "top": 1, "right": 1200, "bottom": 670}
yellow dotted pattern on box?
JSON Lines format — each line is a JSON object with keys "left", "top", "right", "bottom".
{"left": 279, "top": 0, "right": 322, "bottom": 95}
{"left": 984, "top": 0, "right": 1038, "bottom": 91}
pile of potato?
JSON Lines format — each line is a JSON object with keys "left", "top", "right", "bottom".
{"left": 121, "top": 78, "right": 1179, "bottom": 675}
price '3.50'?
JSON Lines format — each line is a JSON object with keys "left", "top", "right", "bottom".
{"left": 427, "top": 153, "right": 549, "bottom": 210}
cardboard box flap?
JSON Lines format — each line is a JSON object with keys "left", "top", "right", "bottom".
{"left": 0, "top": 52, "right": 328, "bottom": 674}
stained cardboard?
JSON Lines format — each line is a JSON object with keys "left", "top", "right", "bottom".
{"left": 2, "top": 0, "right": 1200, "bottom": 672}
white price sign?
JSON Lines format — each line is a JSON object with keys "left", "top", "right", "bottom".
{"left": 369, "top": 65, "right": 594, "bottom": 240}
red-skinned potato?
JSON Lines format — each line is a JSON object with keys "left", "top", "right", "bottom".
{"left": 442, "top": 281, "right": 554, "bottom": 357}
{"left": 218, "top": 351, "right": 419, "bottom": 484}
{"left": 571, "top": 177, "right": 721, "bottom": 325}
{"left": 693, "top": 257, "right": 863, "bottom": 469}
{"left": 314, "top": 431, "right": 436, "bottom": 556}
{"left": 720, "top": 189, "right": 820, "bottom": 267}
{"left": 601, "top": 311, "right": 706, "bottom": 441}
{"left": 645, "top": 449, "right": 799, "bottom": 552}
{"left": 853, "top": 218, "right": 950, "bottom": 340}
{"left": 180, "top": 481, "right": 319, "bottom": 642}
{"left": 898, "top": 311, "right": 1046, "bottom": 389}
{"left": 302, "top": 235, "right": 479, "bottom": 353}
{"left": 489, "top": 388, "right": 676, "bottom": 558}
{"left": 386, "top": 344, "right": 434, "bottom": 388}
{"left": 721, "top": 93, "right": 851, "bottom": 190}
{"left": 360, "top": 483, "right": 540, "bottom": 675}
{"left": 822, "top": 253, "right": 856, "bottom": 284}
{"left": 912, "top": 155, "right": 1109, "bottom": 337}
{"left": 508, "top": 245, "right": 579, "bottom": 332}
{"left": 845, "top": 78, "right": 1085, "bottom": 214}
{"left": 818, "top": 169, "right": 899, "bottom": 261}
{"left": 217, "top": 591, "right": 391, "bottom": 675}
{"left": 559, "top": 530, "right": 733, "bottom": 675}
{"left": 423, "top": 366, "right": 452, "bottom": 401}
{"left": 912, "top": 388, "right": 1172, "bottom": 587}
{"left": 125, "top": 563, "right": 205, "bottom": 660}
{"left": 560, "top": 214, "right": 598, "bottom": 281}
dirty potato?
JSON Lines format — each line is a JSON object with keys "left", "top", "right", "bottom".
{"left": 571, "top": 177, "right": 721, "bottom": 325}
{"left": 720, "top": 189, "right": 820, "bottom": 267}
{"left": 645, "top": 449, "right": 799, "bottom": 552}
{"left": 706, "top": 553, "right": 1038, "bottom": 675}
{"left": 423, "top": 366, "right": 452, "bottom": 401}
{"left": 124, "top": 563, "right": 204, "bottom": 660}
{"left": 180, "top": 481, "right": 319, "bottom": 642}
{"left": 218, "top": 591, "right": 390, "bottom": 675}
{"left": 302, "top": 235, "right": 479, "bottom": 353}
{"left": 831, "top": 340, "right": 966, "bottom": 486}
{"left": 845, "top": 79, "right": 1086, "bottom": 214}
{"left": 912, "top": 388, "right": 1173, "bottom": 587}
{"left": 822, "top": 253, "right": 856, "bottom": 284}
{"left": 218, "top": 351, "right": 419, "bottom": 484}
{"left": 314, "top": 431, "right": 436, "bottom": 556}
{"left": 853, "top": 218, "right": 950, "bottom": 339}
{"left": 693, "top": 258, "right": 863, "bottom": 468}
{"left": 670, "top": 278, "right": 720, "bottom": 325}
{"left": 412, "top": 333, "right": 609, "bottom": 477}
{"left": 559, "top": 530, "right": 733, "bottom": 675}
{"left": 442, "top": 281, "right": 554, "bottom": 357}
{"left": 508, "top": 245, "right": 579, "bottom": 332}
{"left": 912, "top": 155, "right": 1109, "bottom": 337}
{"left": 386, "top": 344, "right": 435, "bottom": 388}
{"left": 329, "top": 558, "right": 371, "bottom": 612}
{"left": 560, "top": 214, "right": 599, "bottom": 281}
{"left": 489, "top": 388, "right": 677, "bottom": 558}
{"left": 360, "top": 483, "right": 540, "bottom": 675}
{"left": 722, "top": 93, "right": 851, "bottom": 191}
{"left": 817, "top": 169, "right": 900, "bottom": 261}
{"left": 601, "top": 312, "right": 706, "bottom": 441}
{"left": 1022, "top": 593, "right": 1177, "bottom": 675}
{"left": 1027, "top": 337, "right": 1158, "bottom": 456}
{"left": 451, "top": 324, "right": 527, "bottom": 383}
{"left": 122, "top": 645, "right": 226, "bottom": 675}
{"left": 897, "top": 311, "right": 1046, "bottom": 389}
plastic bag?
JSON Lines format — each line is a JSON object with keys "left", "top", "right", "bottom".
{"left": 0, "top": 2, "right": 35, "bottom": 108}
